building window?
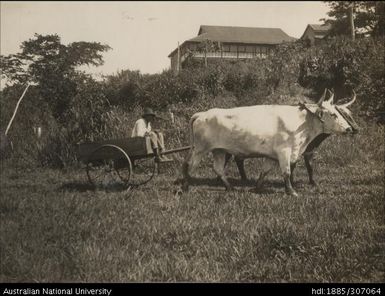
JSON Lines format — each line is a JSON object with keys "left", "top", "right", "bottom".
{"left": 256, "top": 46, "right": 269, "bottom": 58}
{"left": 245, "top": 45, "right": 254, "bottom": 53}
{"left": 238, "top": 45, "right": 246, "bottom": 52}
{"left": 257, "top": 46, "right": 262, "bottom": 56}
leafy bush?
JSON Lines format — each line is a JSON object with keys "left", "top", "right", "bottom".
{"left": 298, "top": 37, "right": 385, "bottom": 114}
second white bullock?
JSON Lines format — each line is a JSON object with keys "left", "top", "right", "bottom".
{"left": 182, "top": 91, "right": 355, "bottom": 196}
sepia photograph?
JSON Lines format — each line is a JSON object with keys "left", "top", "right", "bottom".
{"left": 0, "top": 0, "right": 384, "bottom": 288}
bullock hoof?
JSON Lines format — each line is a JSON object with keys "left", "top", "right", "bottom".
{"left": 252, "top": 187, "right": 263, "bottom": 194}
{"left": 181, "top": 183, "right": 189, "bottom": 192}
{"left": 173, "top": 179, "right": 182, "bottom": 185}
{"left": 240, "top": 177, "right": 248, "bottom": 183}
{"left": 255, "top": 181, "right": 264, "bottom": 189}
{"left": 286, "top": 189, "right": 299, "bottom": 197}
{"left": 309, "top": 180, "right": 318, "bottom": 187}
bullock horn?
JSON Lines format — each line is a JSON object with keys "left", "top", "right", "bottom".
{"left": 317, "top": 88, "right": 328, "bottom": 105}
{"left": 326, "top": 91, "right": 334, "bottom": 105}
{"left": 340, "top": 90, "right": 357, "bottom": 108}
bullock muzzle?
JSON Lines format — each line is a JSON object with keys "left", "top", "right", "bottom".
{"left": 344, "top": 125, "right": 359, "bottom": 135}
{"left": 335, "top": 106, "right": 360, "bottom": 135}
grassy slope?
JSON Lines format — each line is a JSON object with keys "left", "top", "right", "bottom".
{"left": 0, "top": 123, "right": 384, "bottom": 283}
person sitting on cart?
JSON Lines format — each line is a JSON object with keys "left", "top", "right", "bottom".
{"left": 131, "top": 107, "right": 172, "bottom": 162}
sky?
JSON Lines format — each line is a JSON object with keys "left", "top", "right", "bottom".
{"left": 1, "top": 1, "right": 330, "bottom": 77}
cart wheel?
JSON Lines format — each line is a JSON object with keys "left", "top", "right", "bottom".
{"left": 129, "top": 156, "right": 157, "bottom": 186}
{"left": 86, "top": 144, "right": 132, "bottom": 189}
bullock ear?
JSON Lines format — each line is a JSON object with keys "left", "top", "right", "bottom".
{"left": 299, "top": 102, "right": 318, "bottom": 115}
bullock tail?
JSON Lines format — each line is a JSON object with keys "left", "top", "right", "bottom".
{"left": 181, "top": 112, "right": 201, "bottom": 184}
{"left": 187, "top": 112, "right": 201, "bottom": 151}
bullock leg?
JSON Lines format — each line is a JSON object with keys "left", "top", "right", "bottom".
{"left": 255, "top": 170, "right": 270, "bottom": 189}
{"left": 212, "top": 150, "right": 233, "bottom": 191}
{"left": 277, "top": 150, "right": 298, "bottom": 197}
{"left": 224, "top": 153, "right": 233, "bottom": 169}
{"left": 182, "top": 149, "right": 205, "bottom": 192}
{"left": 304, "top": 153, "right": 317, "bottom": 186}
{"left": 290, "top": 163, "right": 297, "bottom": 186}
{"left": 255, "top": 159, "right": 273, "bottom": 189}
{"left": 221, "top": 154, "right": 247, "bottom": 181}
{"left": 219, "top": 153, "right": 233, "bottom": 181}
{"left": 235, "top": 157, "right": 248, "bottom": 181}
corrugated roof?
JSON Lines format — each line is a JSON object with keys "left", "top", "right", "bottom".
{"left": 168, "top": 25, "right": 296, "bottom": 57}
{"left": 191, "top": 25, "right": 296, "bottom": 44}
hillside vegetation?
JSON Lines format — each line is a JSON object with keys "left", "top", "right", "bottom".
{"left": 1, "top": 36, "right": 384, "bottom": 167}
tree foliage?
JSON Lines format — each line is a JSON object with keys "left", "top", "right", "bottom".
{"left": 323, "top": 1, "right": 385, "bottom": 37}
{"left": 1, "top": 33, "right": 111, "bottom": 121}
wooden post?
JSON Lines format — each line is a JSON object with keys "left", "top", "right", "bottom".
{"left": 204, "top": 40, "right": 208, "bottom": 67}
{"left": 5, "top": 83, "right": 30, "bottom": 136}
{"left": 177, "top": 42, "right": 180, "bottom": 74}
{"left": 220, "top": 42, "right": 223, "bottom": 60}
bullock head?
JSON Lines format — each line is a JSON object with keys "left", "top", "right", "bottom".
{"left": 300, "top": 89, "right": 358, "bottom": 134}
{"left": 316, "top": 89, "right": 358, "bottom": 134}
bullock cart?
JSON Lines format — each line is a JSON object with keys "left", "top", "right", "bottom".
{"left": 77, "top": 137, "right": 190, "bottom": 188}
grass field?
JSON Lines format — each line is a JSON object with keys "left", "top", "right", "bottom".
{"left": 0, "top": 122, "right": 384, "bottom": 283}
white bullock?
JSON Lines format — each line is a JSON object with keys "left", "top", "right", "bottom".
{"left": 227, "top": 90, "right": 359, "bottom": 187}
{"left": 182, "top": 91, "right": 356, "bottom": 196}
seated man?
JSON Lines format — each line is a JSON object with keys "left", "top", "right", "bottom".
{"left": 131, "top": 107, "right": 172, "bottom": 162}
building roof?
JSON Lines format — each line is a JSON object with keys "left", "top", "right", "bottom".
{"left": 301, "top": 24, "right": 331, "bottom": 39}
{"left": 308, "top": 24, "right": 332, "bottom": 32}
{"left": 168, "top": 25, "right": 296, "bottom": 57}
{"left": 191, "top": 25, "right": 296, "bottom": 44}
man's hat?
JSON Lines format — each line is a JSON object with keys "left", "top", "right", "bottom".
{"left": 142, "top": 107, "right": 156, "bottom": 118}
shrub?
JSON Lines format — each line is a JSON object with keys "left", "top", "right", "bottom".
{"left": 298, "top": 37, "right": 385, "bottom": 114}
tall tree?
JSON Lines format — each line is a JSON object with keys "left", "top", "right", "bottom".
{"left": 1, "top": 34, "right": 111, "bottom": 121}
{"left": 196, "top": 39, "right": 221, "bottom": 67}
{"left": 323, "top": 1, "right": 385, "bottom": 38}
{"left": 348, "top": 5, "right": 356, "bottom": 40}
